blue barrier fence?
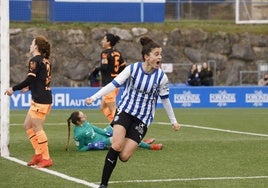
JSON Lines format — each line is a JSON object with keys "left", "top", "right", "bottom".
{"left": 10, "top": 0, "right": 32, "bottom": 21}
{"left": 9, "top": 86, "right": 268, "bottom": 110}
{"left": 49, "top": 0, "right": 166, "bottom": 22}
{"left": 10, "top": 0, "right": 165, "bottom": 22}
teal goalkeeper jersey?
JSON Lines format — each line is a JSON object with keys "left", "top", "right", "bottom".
{"left": 73, "top": 121, "right": 111, "bottom": 151}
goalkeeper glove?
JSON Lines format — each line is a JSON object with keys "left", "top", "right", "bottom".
{"left": 105, "top": 131, "right": 113, "bottom": 137}
{"left": 88, "top": 141, "right": 106, "bottom": 150}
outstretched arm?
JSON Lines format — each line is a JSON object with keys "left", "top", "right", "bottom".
{"left": 85, "top": 82, "right": 116, "bottom": 105}
{"left": 161, "top": 98, "right": 181, "bottom": 131}
{"left": 85, "top": 65, "right": 131, "bottom": 105}
{"left": 4, "top": 76, "right": 34, "bottom": 96}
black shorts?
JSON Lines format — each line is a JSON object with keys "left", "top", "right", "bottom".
{"left": 111, "top": 110, "right": 147, "bottom": 144}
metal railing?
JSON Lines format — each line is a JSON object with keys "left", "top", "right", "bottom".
{"left": 27, "top": 0, "right": 268, "bottom": 22}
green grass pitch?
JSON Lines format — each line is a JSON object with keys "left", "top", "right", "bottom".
{"left": 1, "top": 108, "right": 268, "bottom": 188}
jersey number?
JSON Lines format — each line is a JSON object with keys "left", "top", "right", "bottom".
{"left": 112, "top": 51, "right": 120, "bottom": 73}
{"left": 43, "top": 58, "right": 51, "bottom": 90}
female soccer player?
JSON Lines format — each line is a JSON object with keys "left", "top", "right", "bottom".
{"left": 65, "top": 111, "right": 162, "bottom": 151}
{"left": 86, "top": 36, "right": 181, "bottom": 188}
{"left": 5, "top": 35, "right": 53, "bottom": 168}
{"left": 99, "top": 33, "right": 126, "bottom": 122}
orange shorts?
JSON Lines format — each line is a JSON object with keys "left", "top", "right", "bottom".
{"left": 28, "top": 101, "right": 51, "bottom": 120}
{"left": 102, "top": 88, "right": 119, "bottom": 103}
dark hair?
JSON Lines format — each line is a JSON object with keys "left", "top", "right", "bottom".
{"left": 106, "top": 33, "right": 120, "bottom": 47}
{"left": 140, "top": 36, "right": 161, "bottom": 61}
{"left": 65, "top": 111, "right": 80, "bottom": 151}
{"left": 35, "top": 35, "right": 51, "bottom": 59}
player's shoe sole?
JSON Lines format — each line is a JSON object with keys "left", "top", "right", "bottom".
{"left": 38, "top": 158, "right": 53, "bottom": 168}
{"left": 150, "top": 144, "right": 163, "bottom": 150}
{"left": 27, "top": 154, "right": 42, "bottom": 166}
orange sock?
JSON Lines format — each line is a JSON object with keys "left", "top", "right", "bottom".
{"left": 106, "top": 114, "right": 114, "bottom": 123}
{"left": 102, "top": 108, "right": 114, "bottom": 122}
{"left": 36, "top": 130, "right": 50, "bottom": 160}
{"left": 26, "top": 128, "right": 41, "bottom": 155}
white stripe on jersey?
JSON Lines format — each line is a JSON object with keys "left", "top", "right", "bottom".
{"left": 114, "top": 62, "right": 169, "bottom": 126}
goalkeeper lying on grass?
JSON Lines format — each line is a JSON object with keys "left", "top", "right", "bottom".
{"left": 66, "top": 111, "right": 162, "bottom": 151}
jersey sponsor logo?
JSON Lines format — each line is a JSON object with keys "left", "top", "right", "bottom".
{"left": 174, "top": 91, "right": 200, "bottom": 107}
{"left": 163, "top": 82, "right": 169, "bottom": 91}
{"left": 135, "top": 123, "right": 145, "bottom": 135}
{"left": 245, "top": 90, "right": 268, "bottom": 107}
{"left": 209, "top": 90, "right": 236, "bottom": 107}
{"left": 29, "top": 61, "right": 37, "bottom": 71}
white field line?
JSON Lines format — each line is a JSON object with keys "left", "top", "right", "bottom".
{"left": 4, "top": 156, "right": 268, "bottom": 187}
{"left": 109, "top": 176, "right": 268, "bottom": 184}
{"left": 3, "top": 156, "right": 99, "bottom": 188}
{"left": 156, "top": 122, "right": 268, "bottom": 137}
{"left": 6, "top": 122, "right": 268, "bottom": 187}
{"left": 11, "top": 122, "right": 268, "bottom": 138}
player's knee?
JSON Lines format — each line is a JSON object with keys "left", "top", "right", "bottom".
{"left": 119, "top": 151, "right": 132, "bottom": 162}
{"left": 111, "top": 143, "right": 123, "bottom": 152}
{"left": 119, "top": 155, "right": 130, "bottom": 162}
{"left": 119, "top": 158, "right": 129, "bottom": 162}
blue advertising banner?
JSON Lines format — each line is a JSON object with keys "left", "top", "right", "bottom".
{"left": 10, "top": 0, "right": 32, "bottom": 21}
{"left": 169, "top": 86, "right": 268, "bottom": 108}
{"left": 49, "top": 0, "right": 166, "bottom": 22}
{"left": 9, "top": 86, "right": 268, "bottom": 110}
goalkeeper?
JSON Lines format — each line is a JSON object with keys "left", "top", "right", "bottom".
{"left": 66, "top": 111, "right": 162, "bottom": 151}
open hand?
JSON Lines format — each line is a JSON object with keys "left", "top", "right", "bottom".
{"left": 85, "top": 97, "right": 94, "bottom": 105}
{"left": 4, "top": 88, "right": 14, "bottom": 96}
{"left": 172, "top": 123, "right": 181, "bottom": 131}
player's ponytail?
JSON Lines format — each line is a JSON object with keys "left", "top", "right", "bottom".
{"left": 140, "top": 36, "right": 160, "bottom": 61}
{"left": 65, "top": 117, "right": 72, "bottom": 151}
{"left": 106, "top": 33, "right": 120, "bottom": 47}
{"left": 65, "top": 111, "right": 80, "bottom": 151}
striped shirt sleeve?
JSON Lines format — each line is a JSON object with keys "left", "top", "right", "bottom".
{"left": 90, "top": 65, "right": 131, "bottom": 101}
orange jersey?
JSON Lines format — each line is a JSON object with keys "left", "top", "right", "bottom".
{"left": 13, "top": 55, "right": 52, "bottom": 104}
{"left": 100, "top": 48, "right": 126, "bottom": 86}
{"left": 28, "top": 55, "right": 52, "bottom": 104}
